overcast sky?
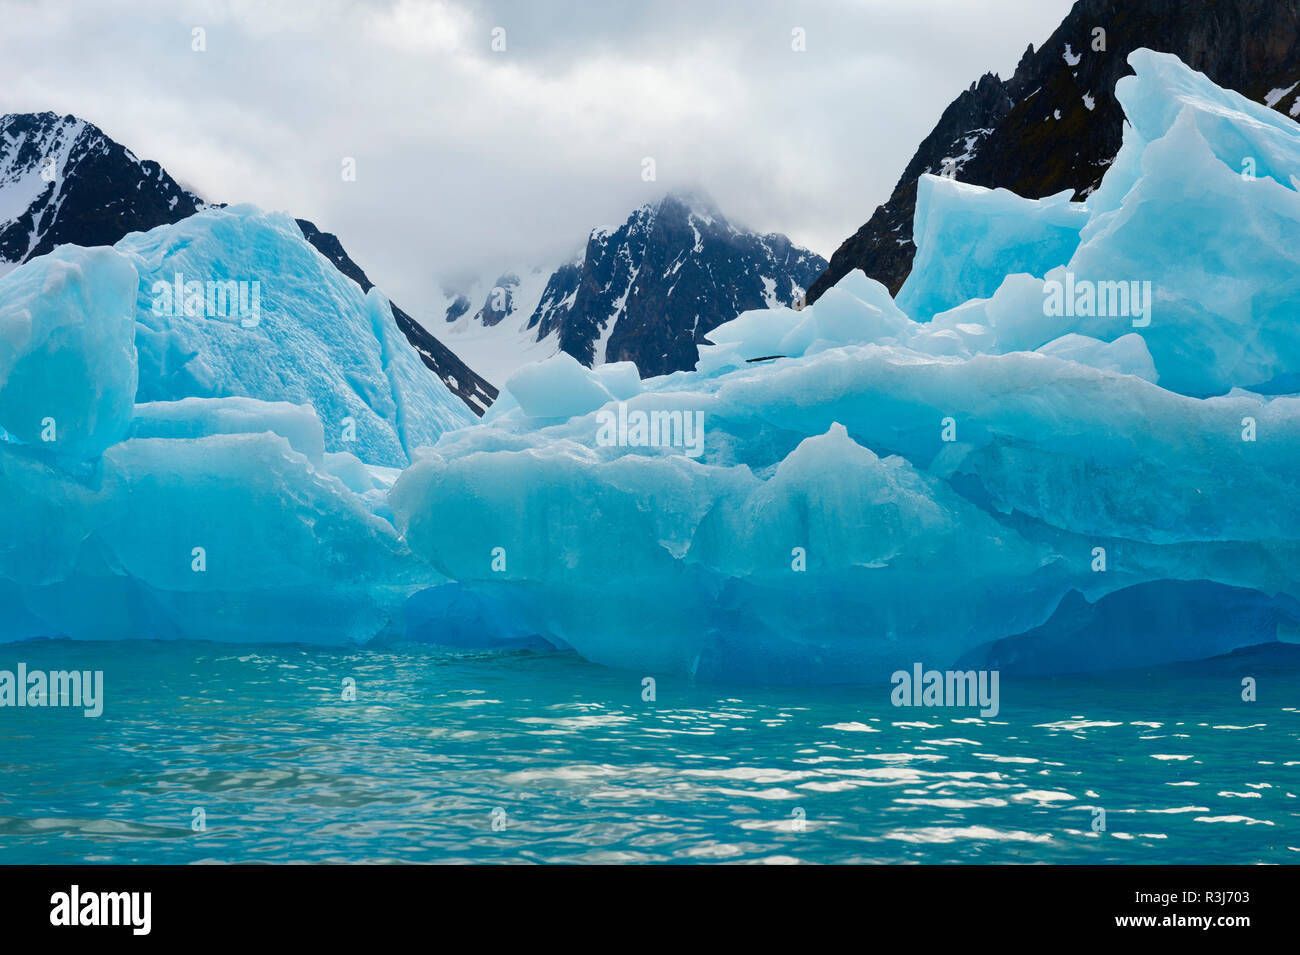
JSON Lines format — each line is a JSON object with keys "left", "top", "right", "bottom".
{"left": 0, "top": 0, "right": 1074, "bottom": 320}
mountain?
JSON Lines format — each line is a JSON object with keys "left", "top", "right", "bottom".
{"left": 0, "top": 111, "right": 496, "bottom": 414}
{"left": 0, "top": 112, "right": 204, "bottom": 272}
{"left": 439, "top": 193, "right": 827, "bottom": 381}
{"left": 805, "top": 0, "right": 1300, "bottom": 303}
{"left": 437, "top": 267, "right": 561, "bottom": 386}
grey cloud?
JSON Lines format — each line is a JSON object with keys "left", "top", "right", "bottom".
{"left": 0, "top": 0, "right": 1074, "bottom": 320}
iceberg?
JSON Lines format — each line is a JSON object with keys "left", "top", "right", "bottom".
{"left": 1033, "top": 332, "right": 1157, "bottom": 382}
{"left": 1, "top": 405, "right": 436, "bottom": 644}
{"left": 387, "top": 49, "right": 1300, "bottom": 679}
{"left": 1067, "top": 99, "right": 1300, "bottom": 396}
{"left": 122, "top": 205, "right": 473, "bottom": 467}
{"left": 3, "top": 49, "right": 1299, "bottom": 683}
{"left": 0, "top": 206, "right": 472, "bottom": 642}
{"left": 0, "top": 246, "right": 139, "bottom": 460}
{"left": 502, "top": 351, "right": 614, "bottom": 419}
{"left": 900, "top": 49, "right": 1300, "bottom": 397}
{"left": 897, "top": 176, "right": 1088, "bottom": 321}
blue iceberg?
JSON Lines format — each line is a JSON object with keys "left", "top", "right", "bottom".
{"left": 2, "top": 50, "right": 1298, "bottom": 682}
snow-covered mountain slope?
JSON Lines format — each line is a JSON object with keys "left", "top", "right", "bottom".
{"left": 0, "top": 111, "right": 496, "bottom": 414}
{"left": 805, "top": 0, "right": 1300, "bottom": 302}
{"left": 437, "top": 266, "right": 562, "bottom": 386}
{"left": 432, "top": 193, "right": 826, "bottom": 382}
{"left": 0, "top": 112, "right": 203, "bottom": 276}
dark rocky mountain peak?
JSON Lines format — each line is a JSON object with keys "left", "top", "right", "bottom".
{"left": 0, "top": 111, "right": 204, "bottom": 267}
{"left": 525, "top": 191, "right": 827, "bottom": 377}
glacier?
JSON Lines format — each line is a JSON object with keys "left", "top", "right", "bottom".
{"left": 2, "top": 50, "right": 1299, "bottom": 682}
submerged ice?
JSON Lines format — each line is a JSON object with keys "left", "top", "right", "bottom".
{"left": 3, "top": 50, "right": 1299, "bottom": 681}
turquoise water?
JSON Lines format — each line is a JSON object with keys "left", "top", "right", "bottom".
{"left": 0, "top": 639, "right": 1296, "bottom": 864}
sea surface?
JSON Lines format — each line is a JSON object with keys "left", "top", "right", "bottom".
{"left": 0, "top": 639, "right": 1296, "bottom": 864}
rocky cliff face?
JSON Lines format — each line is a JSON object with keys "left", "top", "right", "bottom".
{"left": 806, "top": 0, "right": 1300, "bottom": 302}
